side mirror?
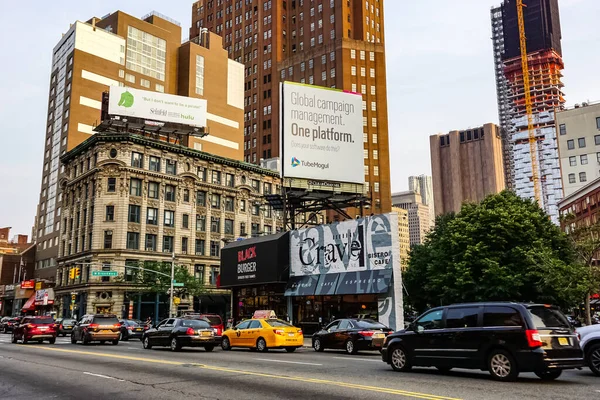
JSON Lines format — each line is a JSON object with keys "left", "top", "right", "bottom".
{"left": 416, "top": 325, "right": 425, "bottom": 334}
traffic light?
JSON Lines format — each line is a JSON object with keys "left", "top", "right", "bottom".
{"left": 75, "top": 267, "right": 81, "bottom": 278}
{"left": 69, "top": 269, "right": 75, "bottom": 279}
{"left": 71, "top": 294, "right": 76, "bottom": 302}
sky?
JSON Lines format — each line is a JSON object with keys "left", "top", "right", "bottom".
{"left": 0, "top": 0, "right": 599, "bottom": 237}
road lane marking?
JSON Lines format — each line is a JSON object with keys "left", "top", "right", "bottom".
{"left": 83, "top": 372, "right": 125, "bottom": 382}
{"left": 254, "top": 358, "right": 322, "bottom": 366}
{"left": 27, "top": 346, "right": 461, "bottom": 400}
{"left": 333, "top": 356, "right": 381, "bottom": 363}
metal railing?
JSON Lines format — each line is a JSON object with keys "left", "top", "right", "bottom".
{"left": 141, "top": 11, "right": 181, "bottom": 27}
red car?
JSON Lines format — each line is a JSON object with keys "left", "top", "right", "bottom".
{"left": 11, "top": 316, "right": 57, "bottom": 344}
{"left": 183, "top": 314, "right": 224, "bottom": 337}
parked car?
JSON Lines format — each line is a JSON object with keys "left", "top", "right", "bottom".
{"left": 71, "top": 314, "right": 121, "bottom": 345}
{"left": 11, "top": 316, "right": 57, "bottom": 344}
{"left": 53, "top": 318, "right": 77, "bottom": 337}
{"left": 381, "top": 302, "right": 584, "bottom": 381}
{"left": 183, "top": 314, "right": 225, "bottom": 338}
{"left": 118, "top": 320, "right": 145, "bottom": 341}
{"left": 142, "top": 318, "right": 217, "bottom": 352}
{"left": 577, "top": 324, "right": 600, "bottom": 376}
{"left": 221, "top": 318, "right": 303, "bottom": 352}
{"left": 567, "top": 316, "right": 583, "bottom": 328}
{"left": 312, "top": 319, "right": 392, "bottom": 354}
{"left": 0, "top": 317, "right": 20, "bottom": 333}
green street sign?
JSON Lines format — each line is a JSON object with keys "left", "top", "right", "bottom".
{"left": 173, "top": 282, "right": 184, "bottom": 287}
{"left": 92, "top": 271, "right": 118, "bottom": 277}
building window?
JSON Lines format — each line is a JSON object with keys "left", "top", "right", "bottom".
{"left": 131, "top": 152, "right": 144, "bottom": 168}
{"left": 252, "top": 179, "right": 260, "bottom": 192}
{"left": 595, "top": 135, "right": 600, "bottom": 146}
{"left": 567, "top": 140, "right": 574, "bottom": 150}
{"left": 579, "top": 138, "right": 586, "bottom": 148}
{"left": 597, "top": 117, "right": 600, "bottom": 130}
{"left": 597, "top": 152, "right": 600, "bottom": 164}
{"left": 182, "top": 214, "right": 189, "bottom": 229}
{"left": 251, "top": 223, "right": 260, "bottom": 237}
{"left": 126, "top": 232, "right": 139, "bottom": 250}
{"left": 252, "top": 203, "right": 260, "bottom": 216}
{"left": 147, "top": 208, "right": 158, "bottom": 225}
{"left": 107, "top": 177, "right": 116, "bottom": 192}
{"left": 165, "top": 185, "right": 176, "bottom": 202}
{"left": 130, "top": 178, "right": 142, "bottom": 196}
{"left": 225, "top": 196, "right": 235, "bottom": 212}
{"left": 350, "top": 49, "right": 356, "bottom": 59}
{"left": 226, "top": 173, "right": 235, "bottom": 187}
{"left": 197, "top": 191, "right": 207, "bottom": 206}
{"left": 181, "top": 237, "right": 188, "bottom": 254}
{"left": 197, "top": 166, "right": 207, "bottom": 181}
{"left": 195, "top": 55, "right": 205, "bottom": 95}
{"left": 145, "top": 234, "right": 157, "bottom": 251}
{"left": 195, "top": 240, "right": 205, "bottom": 256}
{"left": 581, "top": 154, "right": 588, "bottom": 165}
{"left": 183, "top": 189, "right": 190, "bottom": 203}
{"left": 212, "top": 170, "right": 222, "bottom": 184}
{"left": 559, "top": 124, "right": 566, "bottom": 135}
{"left": 187, "top": 210, "right": 203, "bottom": 231}
{"left": 164, "top": 210, "right": 175, "bottom": 227}
{"left": 373, "top": 150, "right": 378, "bottom": 160}
{"left": 211, "top": 217, "right": 221, "bottom": 233}
{"left": 211, "top": 193, "right": 221, "bottom": 208}
{"left": 105, "top": 205, "right": 115, "bottom": 221}
{"left": 166, "top": 159, "right": 177, "bottom": 175}
{"left": 374, "top": 182, "right": 380, "bottom": 192}
{"left": 210, "top": 241, "right": 220, "bottom": 257}
{"left": 580, "top": 172, "right": 587, "bottom": 182}
{"left": 195, "top": 264, "right": 205, "bottom": 282}
{"left": 149, "top": 156, "right": 161, "bottom": 172}
{"left": 148, "top": 182, "right": 159, "bottom": 199}
{"left": 224, "top": 219, "right": 234, "bottom": 235}
{"left": 104, "top": 230, "right": 113, "bottom": 249}
{"left": 209, "top": 267, "right": 219, "bottom": 285}
{"left": 128, "top": 205, "right": 141, "bottom": 223}
{"left": 351, "top": 66, "right": 356, "bottom": 76}
{"left": 163, "top": 236, "right": 174, "bottom": 253}
{"left": 126, "top": 26, "right": 166, "bottom": 81}
{"left": 569, "top": 156, "right": 577, "bottom": 167}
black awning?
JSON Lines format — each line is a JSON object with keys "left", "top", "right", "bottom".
{"left": 197, "top": 295, "right": 229, "bottom": 305}
{"left": 334, "top": 269, "right": 392, "bottom": 295}
{"left": 284, "top": 275, "right": 319, "bottom": 296}
{"left": 314, "top": 273, "right": 339, "bottom": 296}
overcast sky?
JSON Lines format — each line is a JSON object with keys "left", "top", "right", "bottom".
{"left": 0, "top": 0, "right": 598, "bottom": 237}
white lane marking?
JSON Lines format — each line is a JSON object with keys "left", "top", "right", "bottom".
{"left": 254, "top": 358, "right": 322, "bottom": 366}
{"left": 83, "top": 372, "right": 125, "bottom": 382}
{"left": 126, "top": 347, "right": 141, "bottom": 350}
{"left": 332, "top": 357, "right": 381, "bottom": 363}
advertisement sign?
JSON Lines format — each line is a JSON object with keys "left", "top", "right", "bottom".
{"left": 281, "top": 82, "right": 364, "bottom": 184}
{"left": 108, "top": 86, "right": 207, "bottom": 127}
{"left": 34, "top": 289, "right": 55, "bottom": 306}
{"left": 20, "top": 280, "right": 35, "bottom": 289}
{"left": 220, "top": 232, "right": 290, "bottom": 288}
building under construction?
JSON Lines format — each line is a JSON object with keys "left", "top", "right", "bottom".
{"left": 492, "top": 0, "right": 565, "bottom": 222}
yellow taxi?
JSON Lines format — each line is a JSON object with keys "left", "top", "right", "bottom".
{"left": 221, "top": 311, "right": 303, "bottom": 352}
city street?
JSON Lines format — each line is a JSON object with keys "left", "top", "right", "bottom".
{"left": 0, "top": 335, "right": 597, "bottom": 400}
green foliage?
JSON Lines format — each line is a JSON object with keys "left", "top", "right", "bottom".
{"left": 404, "top": 191, "right": 588, "bottom": 313}
{"left": 121, "top": 260, "right": 206, "bottom": 297}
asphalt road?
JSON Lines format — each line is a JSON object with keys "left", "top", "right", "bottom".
{"left": 0, "top": 335, "right": 598, "bottom": 400}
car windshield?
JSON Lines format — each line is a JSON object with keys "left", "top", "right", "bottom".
{"left": 527, "top": 306, "right": 570, "bottom": 329}
{"left": 126, "top": 320, "right": 140, "bottom": 326}
{"left": 181, "top": 320, "right": 211, "bottom": 328}
{"left": 62, "top": 319, "right": 77, "bottom": 325}
{"left": 94, "top": 317, "right": 119, "bottom": 325}
{"left": 29, "top": 318, "right": 54, "bottom": 324}
{"left": 355, "top": 319, "right": 387, "bottom": 329}
{"left": 264, "top": 319, "right": 293, "bottom": 327}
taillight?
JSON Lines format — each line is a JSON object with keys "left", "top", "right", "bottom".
{"left": 298, "top": 329, "right": 303, "bottom": 335}
{"left": 89, "top": 323, "right": 99, "bottom": 329}
{"left": 526, "top": 329, "right": 543, "bottom": 348}
{"left": 186, "top": 328, "right": 195, "bottom": 336}
{"left": 25, "top": 324, "right": 34, "bottom": 329}
{"left": 127, "top": 326, "right": 133, "bottom": 330}
{"left": 358, "top": 330, "right": 375, "bottom": 337}
{"left": 273, "top": 329, "right": 285, "bottom": 335}
{"left": 59, "top": 325, "right": 64, "bottom": 329}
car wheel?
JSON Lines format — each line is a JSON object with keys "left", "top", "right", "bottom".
{"left": 436, "top": 366, "right": 453, "bottom": 373}
{"left": 221, "top": 336, "right": 231, "bottom": 351}
{"left": 205, "top": 345, "right": 214, "bottom": 352}
{"left": 256, "top": 337, "right": 268, "bottom": 352}
{"left": 71, "top": 333, "right": 77, "bottom": 344}
{"left": 22, "top": 336, "right": 28, "bottom": 344}
{"left": 170, "top": 337, "right": 181, "bottom": 352}
{"left": 488, "top": 349, "right": 519, "bottom": 382}
{"left": 313, "top": 338, "right": 324, "bottom": 352}
{"left": 142, "top": 336, "right": 152, "bottom": 350}
{"left": 49, "top": 338, "right": 56, "bottom": 345}
{"left": 535, "top": 369, "right": 562, "bottom": 381}
{"left": 587, "top": 343, "right": 600, "bottom": 377}
{"left": 11, "top": 332, "right": 17, "bottom": 344}
{"left": 390, "top": 345, "right": 412, "bottom": 372}
{"left": 345, "top": 339, "right": 357, "bottom": 355}
{"left": 112, "top": 340, "right": 119, "bottom": 345}
{"left": 285, "top": 347, "right": 297, "bottom": 353}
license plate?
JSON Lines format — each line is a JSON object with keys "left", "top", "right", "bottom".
{"left": 39, "top": 327, "right": 48, "bottom": 330}
{"left": 65, "top": 326, "right": 72, "bottom": 329}
{"left": 101, "top": 330, "right": 112, "bottom": 333}
{"left": 201, "top": 331, "right": 212, "bottom": 336}
{"left": 288, "top": 333, "right": 295, "bottom": 337}
{"left": 558, "top": 337, "right": 569, "bottom": 346}
{"left": 135, "top": 328, "right": 142, "bottom": 332}
{"left": 373, "top": 333, "right": 384, "bottom": 338}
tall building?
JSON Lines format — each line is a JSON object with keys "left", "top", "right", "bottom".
{"left": 191, "top": 0, "right": 392, "bottom": 213}
{"left": 391, "top": 191, "right": 429, "bottom": 246}
{"left": 430, "top": 123, "right": 506, "bottom": 215}
{"left": 34, "top": 11, "right": 245, "bottom": 283}
{"left": 492, "top": 0, "right": 565, "bottom": 222}
{"left": 556, "top": 102, "right": 600, "bottom": 197}
{"left": 391, "top": 206, "right": 410, "bottom": 270}
{"left": 408, "top": 175, "right": 434, "bottom": 226}
{"left": 54, "top": 131, "right": 281, "bottom": 318}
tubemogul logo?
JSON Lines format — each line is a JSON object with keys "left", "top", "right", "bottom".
{"left": 291, "top": 157, "right": 329, "bottom": 170}
{"left": 291, "top": 157, "right": 300, "bottom": 167}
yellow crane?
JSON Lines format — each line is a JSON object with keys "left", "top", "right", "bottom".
{"left": 517, "top": 0, "right": 541, "bottom": 203}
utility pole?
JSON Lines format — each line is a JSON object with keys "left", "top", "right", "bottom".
{"left": 169, "top": 252, "right": 175, "bottom": 318}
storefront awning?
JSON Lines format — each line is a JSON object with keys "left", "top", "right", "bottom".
{"left": 21, "top": 294, "right": 36, "bottom": 311}
{"left": 315, "top": 273, "right": 339, "bottom": 296}
{"left": 284, "top": 275, "right": 319, "bottom": 296}
{"left": 334, "top": 269, "right": 393, "bottom": 295}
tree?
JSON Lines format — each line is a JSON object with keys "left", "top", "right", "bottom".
{"left": 121, "top": 260, "right": 206, "bottom": 299}
{"left": 562, "top": 213, "right": 600, "bottom": 325}
{"left": 404, "top": 191, "right": 588, "bottom": 313}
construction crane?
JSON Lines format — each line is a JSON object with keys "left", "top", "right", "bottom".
{"left": 517, "top": 0, "right": 541, "bottom": 203}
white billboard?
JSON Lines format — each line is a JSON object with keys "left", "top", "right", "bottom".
{"left": 108, "top": 86, "right": 207, "bottom": 127}
{"left": 281, "top": 82, "right": 364, "bottom": 184}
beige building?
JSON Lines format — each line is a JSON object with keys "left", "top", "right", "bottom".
{"left": 430, "top": 123, "right": 505, "bottom": 215}
{"left": 392, "top": 191, "right": 429, "bottom": 246}
{"left": 54, "top": 131, "right": 281, "bottom": 318}
{"left": 392, "top": 207, "right": 410, "bottom": 270}
{"left": 556, "top": 102, "right": 600, "bottom": 197}
{"left": 34, "top": 10, "right": 245, "bottom": 283}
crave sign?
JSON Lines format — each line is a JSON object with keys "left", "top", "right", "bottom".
{"left": 108, "top": 86, "right": 207, "bottom": 127}
{"left": 281, "top": 82, "right": 364, "bottom": 184}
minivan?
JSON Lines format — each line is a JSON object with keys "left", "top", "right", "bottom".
{"left": 381, "top": 302, "right": 584, "bottom": 381}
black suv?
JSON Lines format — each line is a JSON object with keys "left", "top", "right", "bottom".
{"left": 381, "top": 302, "right": 584, "bottom": 381}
